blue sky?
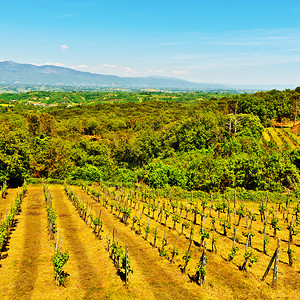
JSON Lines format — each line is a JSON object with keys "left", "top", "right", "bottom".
{"left": 1, "top": 0, "right": 300, "bottom": 85}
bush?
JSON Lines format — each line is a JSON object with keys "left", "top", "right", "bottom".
{"left": 71, "top": 165, "right": 104, "bottom": 182}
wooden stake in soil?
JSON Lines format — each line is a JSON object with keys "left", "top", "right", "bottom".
{"left": 232, "top": 226, "right": 237, "bottom": 249}
{"left": 263, "top": 215, "right": 268, "bottom": 254}
{"left": 170, "top": 230, "right": 179, "bottom": 263}
{"left": 161, "top": 228, "right": 167, "bottom": 255}
{"left": 192, "top": 241, "right": 207, "bottom": 285}
{"left": 211, "top": 222, "right": 217, "bottom": 253}
{"left": 131, "top": 215, "right": 136, "bottom": 230}
{"left": 262, "top": 239, "right": 280, "bottom": 284}
{"left": 54, "top": 228, "right": 58, "bottom": 254}
{"left": 240, "top": 233, "right": 251, "bottom": 271}
{"left": 182, "top": 239, "right": 192, "bottom": 273}
{"left": 288, "top": 216, "right": 295, "bottom": 266}
{"left": 145, "top": 217, "right": 150, "bottom": 240}
{"left": 153, "top": 226, "right": 158, "bottom": 248}
{"left": 125, "top": 245, "right": 129, "bottom": 285}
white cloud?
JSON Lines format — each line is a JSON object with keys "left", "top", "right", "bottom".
{"left": 74, "top": 64, "right": 89, "bottom": 68}
{"left": 147, "top": 69, "right": 164, "bottom": 74}
{"left": 72, "top": 64, "right": 137, "bottom": 76}
{"left": 60, "top": 44, "right": 69, "bottom": 51}
{"left": 171, "top": 70, "right": 189, "bottom": 75}
{"left": 101, "top": 64, "right": 118, "bottom": 68}
{"left": 44, "top": 62, "right": 66, "bottom": 67}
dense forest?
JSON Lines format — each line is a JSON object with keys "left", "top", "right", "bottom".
{"left": 1, "top": 88, "right": 300, "bottom": 193}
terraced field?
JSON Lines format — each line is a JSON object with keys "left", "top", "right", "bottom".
{"left": 263, "top": 127, "right": 300, "bottom": 150}
{"left": 0, "top": 184, "right": 299, "bottom": 299}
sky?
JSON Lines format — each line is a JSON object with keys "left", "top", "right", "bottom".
{"left": 1, "top": 0, "right": 300, "bottom": 86}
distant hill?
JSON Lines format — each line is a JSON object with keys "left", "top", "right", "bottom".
{"left": 0, "top": 61, "right": 227, "bottom": 90}
{"left": 0, "top": 61, "right": 297, "bottom": 91}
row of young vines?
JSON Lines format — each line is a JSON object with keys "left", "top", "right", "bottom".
{"left": 43, "top": 184, "right": 69, "bottom": 286}
{"left": 64, "top": 181, "right": 133, "bottom": 284}
{"left": 0, "top": 181, "right": 27, "bottom": 256}
{"left": 80, "top": 182, "right": 299, "bottom": 285}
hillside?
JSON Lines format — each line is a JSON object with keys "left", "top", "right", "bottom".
{"left": 0, "top": 89, "right": 300, "bottom": 299}
{"left": 0, "top": 61, "right": 227, "bottom": 90}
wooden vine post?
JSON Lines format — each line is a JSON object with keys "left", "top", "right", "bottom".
{"left": 287, "top": 216, "right": 296, "bottom": 266}
{"left": 241, "top": 233, "right": 251, "bottom": 271}
{"left": 211, "top": 220, "right": 217, "bottom": 253}
{"left": 153, "top": 226, "right": 158, "bottom": 247}
{"left": 125, "top": 245, "right": 129, "bottom": 285}
{"left": 145, "top": 217, "right": 150, "bottom": 241}
{"left": 182, "top": 239, "right": 192, "bottom": 273}
{"left": 200, "top": 242, "right": 207, "bottom": 284}
{"left": 170, "top": 230, "right": 179, "bottom": 263}
{"left": 160, "top": 229, "right": 167, "bottom": 255}
{"left": 263, "top": 215, "right": 268, "bottom": 254}
{"left": 262, "top": 239, "right": 280, "bottom": 284}
{"left": 192, "top": 241, "right": 207, "bottom": 285}
{"left": 229, "top": 225, "right": 238, "bottom": 261}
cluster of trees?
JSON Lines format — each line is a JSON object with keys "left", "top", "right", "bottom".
{"left": 0, "top": 90, "right": 227, "bottom": 105}
{"left": 0, "top": 89, "right": 300, "bottom": 192}
{"left": 233, "top": 88, "right": 300, "bottom": 125}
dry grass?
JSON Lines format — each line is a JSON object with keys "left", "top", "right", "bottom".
{"left": 267, "top": 128, "right": 284, "bottom": 149}
{"left": 0, "top": 184, "right": 299, "bottom": 299}
{"left": 88, "top": 184, "right": 300, "bottom": 300}
{"left": 262, "top": 130, "right": 271, "bottom": 143}
{"left": 279, "top": 129, "right": 299, "bottom": 149}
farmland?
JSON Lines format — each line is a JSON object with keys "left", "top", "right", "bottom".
{"left": 0, "top": 183, "right": 299, "bottom": 299}
{"left": 1, "top": 89, "right": 300, "bottom": 298}
{"left": 263, "top": 127, "right": 300, "bottom": 150}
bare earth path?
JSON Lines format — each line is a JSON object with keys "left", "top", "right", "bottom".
{"left": 49, "top": 184, "right": 133, "bottom": 299}
{"left": 73, "top": 186, "right": 202, "bottom": 300}
{"left": 0, "top": 185, "right": 54, "bottom": 299}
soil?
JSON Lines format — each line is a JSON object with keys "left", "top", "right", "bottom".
{"left": 0, "top": 184, "right": 298, "bottom": 299}
{"left": 72, "top": 186, "right": 202, "bottom": 300}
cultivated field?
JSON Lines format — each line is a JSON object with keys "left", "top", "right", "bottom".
{"left": 0, "top": 183, "right": 299, "bottom": 299}
{"left": 263, "top": 127, "right": 300, "bottom": 150}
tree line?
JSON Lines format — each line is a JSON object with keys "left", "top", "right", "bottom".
{"left": 0, "top": 88, "right": 300, "bottom": 192}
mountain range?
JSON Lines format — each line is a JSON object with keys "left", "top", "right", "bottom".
{"left": 0, "top": 61, "right": 297, "bottom": 91}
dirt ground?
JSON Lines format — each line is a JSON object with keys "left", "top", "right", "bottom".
{"left": 72, "top": 186, "right": 202, "bottom": 300}
{"left": 0, "top": 184, "right": 299, "bottom": 300}
{"left": 0, "top": 185, "right": 54, "bottom": 299}
{"left": 85, "top": 184, "right": 300, "bottom": 300}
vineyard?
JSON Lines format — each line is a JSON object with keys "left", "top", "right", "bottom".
{"left": 262, "top": 127, "right": 300, "bottom": 150}
{"left": 0, "top": 183, "right": 299, "bottom": 299}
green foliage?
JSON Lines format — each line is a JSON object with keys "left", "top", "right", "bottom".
{"left": 53, "top": 251, "right": 69, "bottom": 285}
{"left": 160, "top": 249, "right": 168, "bottom": 257}
{"left": 182, "top": 251, "right": 191, "bottom": 262}
{"left": 46, "top": 205, "right": 57, "bottom": 224}
{"left": 71, "top": 165, "right": 105, "bottom": 182}
{"left": 143, "top": 160, "right": 187, "bottom": 188}
{"left": 228, "top": 246, "right": 239, "bottom": 261}
{"left": 244, "top": 250, "right": 258, "bottom": 268}
{"left": 287, "top": 248, "right": 298, "bottom": 266}
{"left": 271, "top": 216, "right": 281, "bottom": 231}
{"left": 1, "top": 89, "right": 300, "bottom": 193}
{"left": 200, "top": 229, "right": 210, "bottom": 240}
{"left": 288, "top": 224, "right": 298, "bottom": 237}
